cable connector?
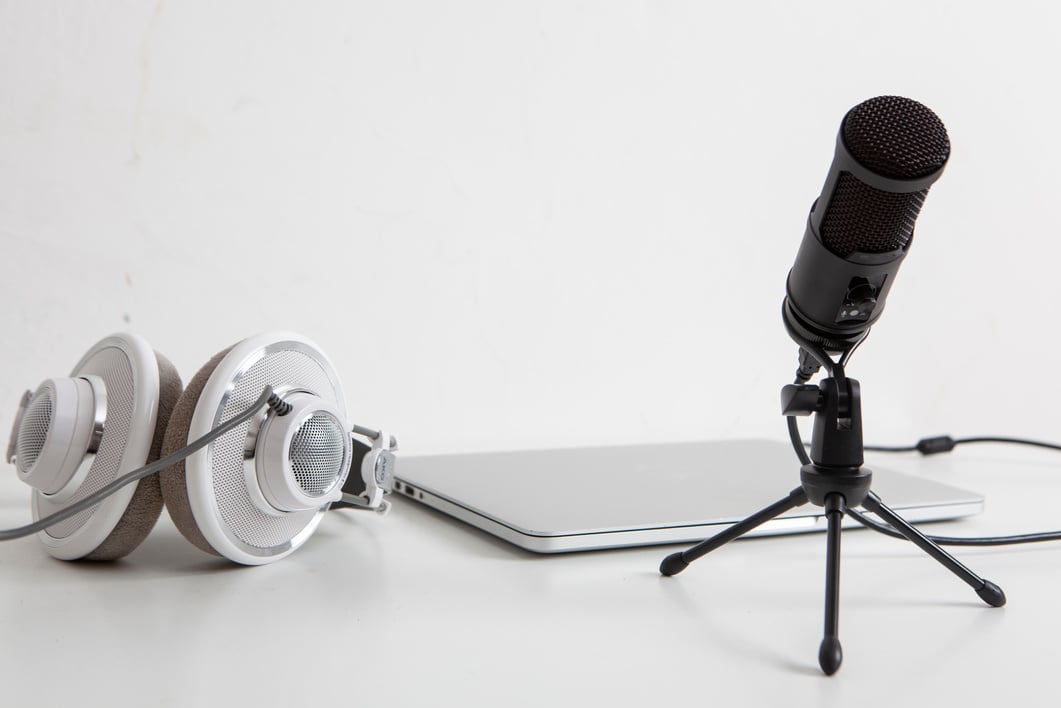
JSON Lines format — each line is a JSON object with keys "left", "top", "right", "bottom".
{"left": 266, "top": 393, "right": 292, "bottom": 416}
{"left": 915, "top": 435, "right": 956, "bottom": 455}
{"left": 795, "top": 347, "right": 822, "bottom": 384}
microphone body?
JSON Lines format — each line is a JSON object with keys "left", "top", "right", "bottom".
{"left": 784, "top": 96, "right": 950, "bottom": 353}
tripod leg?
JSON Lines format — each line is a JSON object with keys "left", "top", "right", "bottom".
{"left": 861, "top": 492, "right": 1006, "bottom": 607}
{"left": 819, "top": 493, "right": 844, "bottom": 675}
{"left": 660, "top": 487, "right": 808, "bottom": 576}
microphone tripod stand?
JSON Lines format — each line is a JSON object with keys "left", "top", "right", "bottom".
{"left": 659, "top": 338, "right": 1006, "bottom": 675}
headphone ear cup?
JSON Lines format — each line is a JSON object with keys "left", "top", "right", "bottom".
{"left": 158, "top": 332, "right": 349, "bottom": 565}
{"left": 159, "top": 347, "right": 234, "bottom": 558}
{"left": 81, "top": 351, "right": 183, "bottom": 560}
{"left": 23, "top": 334, "right": 182, "bottom": 561}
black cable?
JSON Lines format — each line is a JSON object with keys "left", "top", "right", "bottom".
{"left": 865, "top": 435, "right": 1061, "bottom": 456}
{"left": 954, "top": 436, "right": 1061, "bottom": 452}
{"left": 0, "top": 386, "right": 279, "bottom": 542}
{"left": 862, "top": 443, "right": 918, "bottom": 453}
{"left": 844, "top": 507, "right": 1061, "bottom": 546}
{"left": 788, "top": 416, "right": 811, "bottom": 466}
{"left": 786, "top": 411, "right": 1061, "bottom": 547}
{"left": 782, "top": 312, "right": 837, "bottom": 382}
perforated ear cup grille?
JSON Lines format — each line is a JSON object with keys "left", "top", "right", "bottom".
{"left": 207, "top": 349, "right": 337, "bottom": 549}
{"left": 37, "top": 348, "right": 137, "bottom": 539}
{"left": 161, "top": 336, "right": 346, "bottom": 563}
{"left": 16, "top": 385, "right": 54, "bottom": 472}
{"left": 83, "top": 352, "right": 182, "bottom": 561}
{"left": 289, "top": 412, "right": 346, "bottom": 497}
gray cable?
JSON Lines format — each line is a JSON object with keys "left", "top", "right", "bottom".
{"left": 0, "top": 386, "right": 277, "bottom": 542}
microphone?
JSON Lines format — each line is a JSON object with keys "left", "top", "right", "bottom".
{"left": 783, "top": 96, "right": 950, "bottom": 357}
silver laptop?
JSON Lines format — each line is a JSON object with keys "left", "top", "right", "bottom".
{"left": 393, "top": 439, "right": 983, "bottom": 553}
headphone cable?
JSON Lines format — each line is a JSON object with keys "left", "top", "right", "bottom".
{"left": 0, "top": 386, "right": 281, "bottom": 542}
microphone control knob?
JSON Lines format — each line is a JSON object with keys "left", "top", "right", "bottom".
{"left": 838, "top": 281, "right": 878, "bottom": 322}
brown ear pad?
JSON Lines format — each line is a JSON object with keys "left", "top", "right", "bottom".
{"left": 158, "top": 346, "right": 235, "bottom": 557}
{"left": 83, "top": 351, "right": 184, "bottom": 561}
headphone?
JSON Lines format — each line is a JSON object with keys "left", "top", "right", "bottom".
{"left": 5, "top": 331, "right": 396, "bottom": 565}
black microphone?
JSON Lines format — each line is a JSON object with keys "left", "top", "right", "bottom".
{"left": 783, "top": 96, "right": 950, "bottom": 357}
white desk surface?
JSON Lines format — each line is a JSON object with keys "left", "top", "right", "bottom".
{"left": 1, "top": 443, "right": 1059, "bottom": 708}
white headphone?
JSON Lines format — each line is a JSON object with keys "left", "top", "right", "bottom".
{"left": 5, "top": 331, "right": 396, "bottom": 565}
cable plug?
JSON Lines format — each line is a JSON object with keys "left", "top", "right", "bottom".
{"left": 795, "top": 347, "right": 822, "bottom": 384}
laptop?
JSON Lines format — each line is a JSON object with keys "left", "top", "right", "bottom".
{"left": 393, "top": 439, "right": 983, "bottom": 553}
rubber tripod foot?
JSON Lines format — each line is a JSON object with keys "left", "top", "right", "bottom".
{"left": 819, "top": 637, "right": 843, "bottom": 675}
{"left": 976, "top": 580, "right": 1006, "bottom": 607}
{"left": 659, "top": 553, "right": 689, "bottom": 577}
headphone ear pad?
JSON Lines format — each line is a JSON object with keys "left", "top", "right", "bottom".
{"left": 82, "top": 351, "right": 183, "bottom": 560}
{"left": 158, "top": 346, "right": 234, "bottom": 557}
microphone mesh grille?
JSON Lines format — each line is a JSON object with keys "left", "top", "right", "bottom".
{"left": 289, "top": 412, "right": 346, "bottom": 497}
{"left": 16, "top": 385, "right": 54, "bottom": 472}
{"left": 820, "top": 96, "right": 947, "bottom": 257}
{"left": 820, "top": 176, "right": 928, "bottom": 257}
{"left": 843, "top": 96, "right": 950, "bottom": 179}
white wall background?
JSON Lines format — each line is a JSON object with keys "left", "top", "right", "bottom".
{"left": 1, "top": 0, "right": 1059, "bottom": 482}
